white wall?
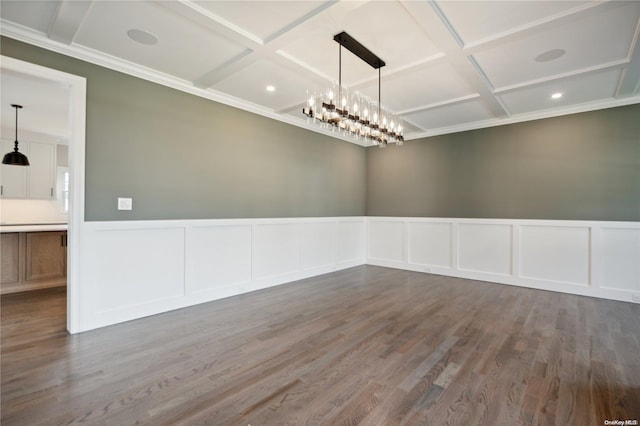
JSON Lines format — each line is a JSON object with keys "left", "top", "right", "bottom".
{"left": 0, "top": 199, "right": 68, "bottom": 224}
{"left": 76, "top": 217, "right": 366, "bottom": 332}
{"left": 367, "top": 217, "right": 640, "bottom": 304}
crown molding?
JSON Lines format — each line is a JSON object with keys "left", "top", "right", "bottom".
{"left": 0, "top": 21, "right": 365, "bottom": 147}
{"left": 406, "top": 95, "right": 640, "bottom": 140}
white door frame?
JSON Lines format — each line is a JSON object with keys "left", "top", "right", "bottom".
{"left": 1, "top": 56, "right": 87, "bottom": 333}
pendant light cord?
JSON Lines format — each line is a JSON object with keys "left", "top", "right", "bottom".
{"left": 14, "top": 105, "right": 21, "bottom": 152}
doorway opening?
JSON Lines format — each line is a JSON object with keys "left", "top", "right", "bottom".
{"left": 0, "top": 56, "right": 86, "bottom": 333}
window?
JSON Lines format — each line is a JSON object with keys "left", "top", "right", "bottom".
{"left": 57, "top": 167, "right": 69, "bottom": 212}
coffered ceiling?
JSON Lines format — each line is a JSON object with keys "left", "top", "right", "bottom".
{"left": 2, "top": 0, "right": 639, "bottom": 145}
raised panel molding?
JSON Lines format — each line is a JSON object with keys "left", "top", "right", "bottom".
{"left": 366, "top": 218, "right": 640, "bottom": 305}
{"left": 520, "top": 225, "right": 590, "bottom": 286}
{"left": 89, "top": 227, "right": 186, "bottom": 313}
{"left": 78, "top": 218, "right": 366, "bottom": 332}
{"left": 368, "top": 220, "right": 405, "bottom": 262}
{"left": 336, "top": 220, "right": 365, "bottom": 265}
{"left": 74, "top": 217, "right": 638, "bottom": 333}
{"left": 458, "top": 223, "right": 512, "bottom": 276}
{"left": 186, "top": 225, "right": 252, "bottom": 294}
{"left": 600, "top": 228, "right": 640, "bottom": 292}
{"left": 408, "top": 222, "right": 453, "bottom": 268}
{"left": 300, "top": 222, "right": 335, "bottom": 271}
{"left": 253, "top": 223, "right": 300, "bottom": 280}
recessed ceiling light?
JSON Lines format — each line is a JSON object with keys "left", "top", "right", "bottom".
{"left": 551, "top": 92, "right": 563, "bottom": 99}
{"left": 266, "top": 85, "right": 275, "bottom": 92}
{"left": 127, "top": 29, "right": 158, "bottom": 45}
{"left": 535, "top": 48, "right": 565, "bottom": 63}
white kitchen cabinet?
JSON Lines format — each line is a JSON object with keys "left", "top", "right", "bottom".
{"left": 28, "top": 142, "right": 56, "bottom": 199}
{"left": 0, "top": 139, "right": 28, "bottom": 198}
{"left": 0, "top": 140, "right": 55, "bottom": 199}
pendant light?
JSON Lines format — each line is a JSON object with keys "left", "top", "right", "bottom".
{"left": 2, "top": 104, "right": 30, "bottom": 166}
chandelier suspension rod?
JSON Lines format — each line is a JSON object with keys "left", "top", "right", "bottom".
{"left": 339, "top": 44, "right": 342, "bottom": 108}
{"left": 378, "top": 68, "right": 381, "bottom": 124}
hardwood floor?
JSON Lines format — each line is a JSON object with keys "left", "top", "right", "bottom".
{"left": 2, "top": 266, "right": 639, "bottom": 425}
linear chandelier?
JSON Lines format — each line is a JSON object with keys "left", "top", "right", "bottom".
{"left": 303, "top": 32, "right": 404, "bottom": 147}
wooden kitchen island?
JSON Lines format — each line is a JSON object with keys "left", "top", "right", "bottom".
{"left": 0, "top": 224, "right": 67, "bottom": 294}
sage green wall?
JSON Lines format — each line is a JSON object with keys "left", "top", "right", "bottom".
{"left": 5, "top": 37, "right": 638, "bottom": 222}
{"left": 1, "top": 37, "right": 366, "bottom": 220}
{"left": 367, "top": 104, "right": 640, "bottom": 221}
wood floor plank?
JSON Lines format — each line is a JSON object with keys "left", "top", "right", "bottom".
{"left": 2, "top": 265, "right": 639, "bottom": 425}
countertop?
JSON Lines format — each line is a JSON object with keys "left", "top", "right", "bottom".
{"left": 0, "top": 223, "right": 68, "bottom": 233}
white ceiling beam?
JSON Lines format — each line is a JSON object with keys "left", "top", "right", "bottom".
{"left": 193, "top": 49, "right": 257, "bottom": 89}
{"left": 402, "top": 116, "right": 429, "bottom": 133}
{"left": 263, "top": 1, "right": 338, "bottom": 46}
{"left": 166, "top": 0, "right": 264, "bottom": 48}
{"left": 400, "top": 0, "right": 510, "bottom": 118}
{"left": 396, "top": 94, "right": 481, "bottom": 115}
{"left": 462, "top": 1, "right": 622, "bottom": 54}
{"left": 47, "top": 0, "right": 93, "bottom": 44}
{"left": 347, "top": 54, "right": 447, "bottom": 93}
{"left": 170, "top": 0, "right": 339, "bottom": 90}
{"left": 616, "top": 16, "right": 640, "bottom": 97}
{"left": 494, "top": 59, "right": 629, "bottom": 95}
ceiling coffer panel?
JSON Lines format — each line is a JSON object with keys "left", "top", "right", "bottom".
{"left": 74, "top": 1, "right": 249, "bottom": 82}
{"left": 472, "top": 2, "right": 640, "bottom": 89}
{"left": 0, "top": 0, "right": 638, "bottom": 143}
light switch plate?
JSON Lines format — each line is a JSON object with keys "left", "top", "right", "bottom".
{"left": 117, "top": 197, "right": 132, "bottom": 211}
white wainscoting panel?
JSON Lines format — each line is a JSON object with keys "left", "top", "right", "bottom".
{"left": 300, "top": 221, "right": 335, "bottom": 272}
{"left": 408, "top": 222, "right": 453, "bottom": 269}
{"left": 458, "top": 223, "right": 512, "bottom": 276}
{"left": 75, "top": 217, "right": 638, "bottom": 333}
{"left": 366, "top": 218, "right": 640, "bottom": 304}
{"left": 87, "top": 227, "right": 186, "bottom": 313}
{"left": 600, "top": 228, "right": 640, "bottom": 292}
{"left": 336, "top": 220, "right": 365, "bottom": 266}
{"left": 253, "top": 223, "right": 299, "bottom": 280}
{"left": 520, "top": 225, "right": 590, "bottom": 286}
{"left": 77, "top": 217, "right": 366, "bottom": 332}
{"left": 186, "top": 225, "right": 252, "bottom": 294}
{"left": 368, "top": 220, "right": 405, "bottom": 263}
